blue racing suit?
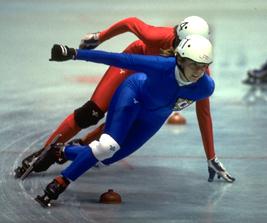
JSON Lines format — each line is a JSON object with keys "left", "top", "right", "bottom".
{"left": 61, "top": 50, "right": 215, "bottom": 181}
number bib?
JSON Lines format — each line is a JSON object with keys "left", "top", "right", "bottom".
{"left": 173, "top": 98, "right": 194, "bottom": 111}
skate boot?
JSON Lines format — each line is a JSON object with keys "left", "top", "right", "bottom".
{"left": 32, "top": 142, "right": 66, "bottom": 172}
{"left": 16, "top": 135, "right": 62, "bottom": 180}
{"left": 14, "top": 148, "right": 44, "bottom": 178}
{"left": 35, "top": 176, "right": 70, "bottom": 207}
{"left": 243, "top": 62, "right": 267, "bottom": 85}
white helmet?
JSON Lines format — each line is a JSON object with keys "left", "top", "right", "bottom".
{"left": 176, "top": 34, "right": 213, "bottom": 64}
{"left": 176, "top": 16, "right": 210, "bottom": 40}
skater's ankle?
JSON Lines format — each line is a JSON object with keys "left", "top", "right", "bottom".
{"left": 44, "top": 175, "right": 70, "bottom": 200}
{"left": 55, "top": 175, "right": 70, "bottom": 187}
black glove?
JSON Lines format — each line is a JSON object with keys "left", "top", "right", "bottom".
{"left": 49, "top": 44, "right": 76, "bottom": 61}
{"left": 207, "top": 157, "right": 235, "bottom": 183}
{"left": 79, "top": 32, "right": 100, "bottom": 49}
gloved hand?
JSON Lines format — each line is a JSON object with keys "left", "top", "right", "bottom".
{"left": 207, "top": 157, "right": 235, "bottom": 183}
{"left": 49, "top": 44, "right": 76, "bottom": 61}
{"left": 79, "top": 32, "right": 100, "bottom": 49}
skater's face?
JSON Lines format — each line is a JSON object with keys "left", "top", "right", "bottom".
{"left": 180, "top": 58, "right": 208, "bottom": 82}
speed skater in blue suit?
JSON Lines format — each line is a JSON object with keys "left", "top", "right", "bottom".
{"left": 34, "top": 35, "right": 234, "bottom": 207}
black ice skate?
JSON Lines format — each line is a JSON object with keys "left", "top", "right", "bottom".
{"left": 243, "top": 62, "right": 267, "bottom": 85}
{"left": 16, "top": 134, "right": 62, "bottom": 180}
{"left": 35, "top": 176, "right": 69, "bottom": 207}
{"left": 243, "top": 74, "right": 267, "bottom": 85}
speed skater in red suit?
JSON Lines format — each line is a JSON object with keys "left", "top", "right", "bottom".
{"left": 15, "top": 16, "right": 235, "bottom": 183}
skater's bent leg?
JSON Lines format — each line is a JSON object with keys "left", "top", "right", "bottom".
{"left": 61, "top": 74, "right": 143, "bottom": 181}
{"left": 61, "top": 147, "right": 98, "bottom": 181}
{"left": 61, "top": 134, "right": 120, "bottom": 181}
{"left": 44, "top": 100, "right": 104, "bottom": 147}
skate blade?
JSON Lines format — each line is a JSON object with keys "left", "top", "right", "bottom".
{"left": 20, "top": 165, "right": 34, "bottom": 180}
{"left": 35, "top": 195, "right": 52, "bottom": 208}
{"left": 20, "top": 134, "right": 62, "bottom": 180}
{"left": 243, "top": 77, "right": 267, "bottom": 86}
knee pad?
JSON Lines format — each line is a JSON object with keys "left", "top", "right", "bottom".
{"left": 74, "top": 100, "right": 105, "bottom": 128}
{"left": 89, "top": 134, "right": 120, "bottom": 161}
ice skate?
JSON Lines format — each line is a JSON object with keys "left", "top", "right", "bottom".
{"left": 243, "top": 62, "right": 267, "bottom": 85}
{"left": 14, "top": 148, "right": 44, "bottom": 178}
{"left": 35, "top": 176, "right": 69, "bottom": 207}
{"left": 243, "top": 73, "right": 267, "bottom": 85}
{"left": 16, "top": 135, "right": 62, "bottom": 180}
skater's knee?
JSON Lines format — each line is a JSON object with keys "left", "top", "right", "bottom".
{"left": 89, "top": 134, "right": 120, "bottom": 161}
{"left": 74, "top": 100, "right": 105, "bottom": 128}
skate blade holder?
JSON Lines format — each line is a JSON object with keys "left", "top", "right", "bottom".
{"left": 35, "top": 195, "right": 52, "bottom": 208}
{"left": 20, "top": 134, "right": 62, "bottom": 180}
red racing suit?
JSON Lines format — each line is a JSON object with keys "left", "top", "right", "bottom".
{"left": 90, "top": 17, "right": 215, "bottom": 159}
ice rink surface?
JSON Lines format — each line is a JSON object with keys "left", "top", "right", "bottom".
{"left": 1, "top": 0, "right": 267, "bottom": 222}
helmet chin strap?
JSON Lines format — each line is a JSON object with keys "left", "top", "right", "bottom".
{"left": 175, "top": 66, "right": 193, "bottom": 86}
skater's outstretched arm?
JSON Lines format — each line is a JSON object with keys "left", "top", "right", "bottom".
{"left": 50, "top": 44, "right": 173, "bottom": 75}
{"left": 79, "top": 17, "right": 174, "bottom": 49}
